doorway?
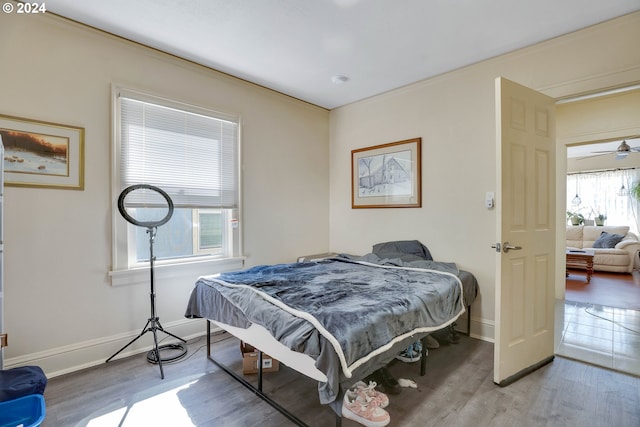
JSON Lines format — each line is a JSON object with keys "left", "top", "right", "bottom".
{"left": 556, "top": 137, "right": 640, "bottom": 376}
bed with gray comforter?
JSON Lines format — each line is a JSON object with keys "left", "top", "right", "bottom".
{"left": 184, "top": 241, "right": 478, "bottom": 410}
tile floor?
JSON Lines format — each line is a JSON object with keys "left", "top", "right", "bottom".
{"left": 555, "top": 299, "right": 640, "bottom": 376}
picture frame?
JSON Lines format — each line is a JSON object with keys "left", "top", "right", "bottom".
{"left": 0, "top": 114, "right": 84, "bottom": 190}
{"left": 352, "top": 137, "right": 421, "bottom": 208}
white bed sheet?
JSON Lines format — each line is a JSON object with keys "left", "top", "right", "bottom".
{"left": 212, "top": 319, "right": 328, "bottom": 383}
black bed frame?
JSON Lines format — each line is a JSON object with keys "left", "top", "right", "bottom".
{"left": 204, "top": 307, "right": 470, "bottom": 426}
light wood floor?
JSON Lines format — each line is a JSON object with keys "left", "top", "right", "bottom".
{"left": 41, "top": 327, "right": 640, "bottom": 427}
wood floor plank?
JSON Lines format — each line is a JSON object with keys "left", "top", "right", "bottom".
{"left": 565, "top": 269, "right": 640, "bottom": 310}
{"left": 40, "top": 329, "right": 640, "bottom": 426}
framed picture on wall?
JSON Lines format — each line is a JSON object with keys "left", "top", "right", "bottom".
{"left": 351, "top": 137, "right": 421, "bottom": 208}
{"left": 0, "top": 114, "right": 84, "bottom": 190}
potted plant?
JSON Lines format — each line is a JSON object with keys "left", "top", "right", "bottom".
{"left": 595, "top": 213, "right": 606, "bottom": 226}
{"left": 566, "top": 211, "right": 584, "bottom": 226}
{"left": 631, "top": 182, "right": 640, "bottom": 201}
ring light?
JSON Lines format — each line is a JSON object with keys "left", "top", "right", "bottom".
{"left": 117, "top": 184, "right": 174, "bottom": 228}
{"left": 107, "top": 183, "right": 186, "bottom": 378}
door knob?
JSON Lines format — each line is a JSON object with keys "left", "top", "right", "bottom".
{"left": 502, "top": 242, "right": 522, "bottom": 253}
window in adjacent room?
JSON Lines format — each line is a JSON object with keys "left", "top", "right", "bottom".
{"left": 112, "top": 88, "right": 241, "bottom": 271}
{"left": 566, "top": 168, "right": 640, "bottom": 235}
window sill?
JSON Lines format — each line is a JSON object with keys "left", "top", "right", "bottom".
{"left": 109, "top": 256, "right": 245, "bottom": 287}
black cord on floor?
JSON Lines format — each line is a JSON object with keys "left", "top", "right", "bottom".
{"left": 145, "top": 331, "right": 232, "bottom": 365}
{"left": 146, "top": 343, "right": 188, "bottom": 364}
{"left": 584, "top": 306, "right": 640, "bottom": 335}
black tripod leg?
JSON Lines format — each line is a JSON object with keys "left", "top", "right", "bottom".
{"left": 151, "top": 322, "right": 165, "bottom": 379}
{"left": 106, "top": 319, "right": 152, "bottom": 363}
{"left": 155, "top": 319, "right": 187, "bottom": 343}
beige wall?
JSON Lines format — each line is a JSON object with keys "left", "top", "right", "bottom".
{"left": 0, "top": 12, "right": 329, "bottom": 374}
{"left": 329, "top": 12, "right": 640, "bottom": 340}
{"left": 561, "top": 90, "right": 640, "bottom": 174}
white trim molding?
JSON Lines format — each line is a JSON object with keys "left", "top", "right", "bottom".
{"left": 4, "top": 318, "right": 217, "bottom": 378}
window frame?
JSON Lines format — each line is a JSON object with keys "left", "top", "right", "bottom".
{"left": 110, "top": 86, "right": 244, "bottom": 286}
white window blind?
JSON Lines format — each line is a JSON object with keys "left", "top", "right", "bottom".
{"left": 119, "top": 96, "right": 238, "bottom": 208}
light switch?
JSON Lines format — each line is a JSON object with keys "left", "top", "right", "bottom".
{"left": 485, "top": 192, "right": 494, "bottom": 209}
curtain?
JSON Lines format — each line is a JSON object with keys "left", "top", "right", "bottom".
{"left": 567, "top": 169, "right": 640, "bottom": 235}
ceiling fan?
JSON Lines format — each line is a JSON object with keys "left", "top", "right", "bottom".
{"left": 578, "top": 140, "right": 640, "bottom": 160}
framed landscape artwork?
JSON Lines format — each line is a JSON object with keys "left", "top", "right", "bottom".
{"left": 351, "top": 137, "right": 421, "bottom": 208}
{"left": 0, "top": 114, "right": 84, "bottom": 190}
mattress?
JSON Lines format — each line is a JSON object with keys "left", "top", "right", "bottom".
{"left": 186, "top": 256, "right": 478, "bottom": 405}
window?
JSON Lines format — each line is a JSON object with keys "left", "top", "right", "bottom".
{"left": 566, "top": 168, "right": 640, "bottom": 235}
{"left": 193, "top": 209, "right": 228, "bottom": 255}
{"left": 112, "top": 88, "right": 241, "bottom": 274}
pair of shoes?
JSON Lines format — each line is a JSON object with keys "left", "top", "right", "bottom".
{"left": 395, "top": 347, "right": 420, "bottom": 363}
{"left": 342, "top": 388, "right": 390, "bottom": 427}
{"left": 352, "top": 381, "right": 389, "bottom": 408}
{"left": 395, "top": 341, "right": 423, "bottom": 363}
{"left": 425, "top": 334, "right": 440, "bottom": 349}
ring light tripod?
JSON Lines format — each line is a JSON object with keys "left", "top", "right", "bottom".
{"left": 106, "top": 184, "right": 186, "bottom": 379}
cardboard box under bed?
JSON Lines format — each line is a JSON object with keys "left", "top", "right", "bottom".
{"left": 240, "top": 341, "right": 280, "bottom": 374}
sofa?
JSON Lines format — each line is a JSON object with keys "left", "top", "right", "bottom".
{"left": 566, "top": 225, "right": 640, "bottom": 273}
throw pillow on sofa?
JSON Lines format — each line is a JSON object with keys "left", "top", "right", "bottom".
{"left": 592, "top": 231, "right": 624, "bottom": 248}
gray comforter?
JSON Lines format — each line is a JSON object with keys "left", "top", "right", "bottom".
{"left": 185, "top": 256, "right": 466, "bottom": 405}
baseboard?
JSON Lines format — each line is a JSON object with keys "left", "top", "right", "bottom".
{"left": 455, "top": 314, "right": 495, "bottom": 343}
{"left": 6, "top": 315, "right": 495, "bottom": 378}
{"left": 4, "top": 318, "right": 217, "bottom": 378}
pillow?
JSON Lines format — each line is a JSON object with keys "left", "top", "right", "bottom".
{"left": 372, "top": 240, "right": 433, "bottom": 261}
{"left": 592, "top": 231, "right": 624, "bottom": 248}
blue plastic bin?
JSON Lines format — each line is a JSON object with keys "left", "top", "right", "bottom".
{"left": 0, "top": 394, "right": 46, "bottom": 427}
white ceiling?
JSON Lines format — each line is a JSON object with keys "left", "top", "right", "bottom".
{"left": 46, "top": 0, "right": 640, "bottom": 109}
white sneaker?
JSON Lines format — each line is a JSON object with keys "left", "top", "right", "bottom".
{"left": 342, "top": 389, "right": 390, "bottom": 427}
{"left": 395, "top": 344, "right": 421, "bottom": 363}
{"left": 352, "top": 381, "right": 389, "bottom": 408}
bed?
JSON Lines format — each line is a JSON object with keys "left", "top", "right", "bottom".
{"left": 185, "top": 241, "right": 478, "bottom": 426}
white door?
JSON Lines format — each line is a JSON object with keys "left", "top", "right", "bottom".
{"left": 494, "top": 77, "right": 556, "bottom": 385}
